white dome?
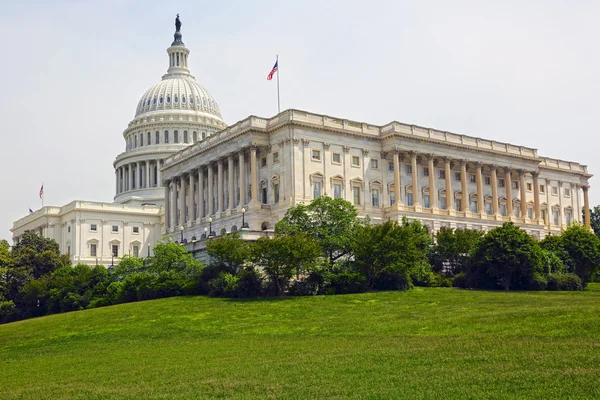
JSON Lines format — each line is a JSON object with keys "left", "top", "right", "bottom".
{"left": 135, "top": 76, "right": 222, "bottom": 119}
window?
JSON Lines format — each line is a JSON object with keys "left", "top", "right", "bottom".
{"left": 353, "top": 187, "right": 361, "bottom": 205}
{"left": 440, "top": 196, "right": 447, "bottom": 210}
{"left": 134, "top": 136, "right": 137, "bottom": 148}
{"left": 542, "top": 209, "right": 547, "bottom": 224}
{"left": 552, "top": 186, "right": 558, "bottom": 195}
{"left": 455, "top": 199, "right": 461, "bottom": 211}
{"left": 406, "top": 165, "right": 412, "bottom": 174}
{"left": 156, "top": 131, "right": 160, "bottom": 144}
{"left": 526, "top": 183, "right": 533, "bottom": 191}
{"left": 90, "top": 244, "right": 97, "bottom": 257}
{"left": 407, "top": 192, "right": 413, "bottom": 206}
{"left": 164, "top": 131, "right": 169, "bottom": 143}
{"left": 68, "top": 226, "right": 71, "bottom": 233}
{"left": 332, "top": 153, "right": 341, "bottom": 164}
{"left": 202, "top": 132, "right": 206, "bottom": 140}
{"left": 500, "top": 203, "right": 507, "bottom": 216}
{"left": 514, "top": 206, "right": 520, "bottom": 218}
{"left": 174, "top": 130, "right": 179, "bottom": 143}
{"left": 388, "top": 162, "right": 394, "bottom": 172}
{"left": 133, "top": 246, "right": 139, "bottom": 258}
{"left": 333, "top": 183, "right": 342, "bottom": 199}
{"left": 423, "top": 167, "right": 429, "bottom": 177}
{"left": 455, "top": 172, "right": 461, "bottom": 181}
{"left": 159, "top": 97, "right": 163, "bottom": 104}
{"left": 112, "top": 245, "right": 119, "bottom": 257}
{"left": 90, "top": 224, "right": 97, "bottom": 232}
{"left": 140, "top": 134, "right": 143, "bottom": 146}
{"left": 564, "top": 188, "right": 571, "bottom": 197}
{"left": 174, "top": 96, "right": 179, "bottom": 103}
{"left": 274, "top": 184, "right": 280, "bottom": 203}
{"left": 540, "top": 185, "right": 545, "bottom": 193}
{"left": 553, "top": 210, "right": 559, "bottom": 225}
{"left": 371, "top": 159, "right": 379, "bottom": 169}
{"left": 147, "top": 132, "right": 151, "bottom": 145}
{"left": 424, "top": 194, "right": 430, "bottom": 208}
{"left": 470, "top": 199, "right": 478, "bottom": 213}
{"left": 390, "top": 191, "right": 395, "bottom": 206}
{"left": 485, "top": 202, "right": 492, "bottom": 215}
{"left": 313, "top": 182, "right": 321, "bottom": 199}
{"left": 167, "top": 96, "right": 171, "bottom": 103}
{"left": 372, "top": 189, "right": 380, "bottom": 207}
{"left": 193, "top": 131, "right": 197, "bottom": 142}
{"left": 470, "top": 174, "right": 476, "bottom": 183}
{"left": 67, "top": 246, "right": 71, "bottom": 256}
{"left": 112, "top": 225, "right": 118, "bottom": 233}
{"left": 439, "top": 170, "right": 446, "bottom": 179}
{"left": 133, "top": 227, "right": 139, "bottom": 234}
{"left": 273, "top": 152, "right": 279, "bottom": 163}
{"left": 527, "top": 207, "right": 533, "bottom": 219}
{"left": 183, "top": 131, "right": 188, "bottom": 143}
{"left": 261, "top": 157, "right": 267, "bottom": 167}
{"left": 182, "top": 96, "right": 186, "bottom": 103}
{"left": 499, "top": 179, "right": 505, "bottom": 187}
{"left": 352, "top": 156, "right": 360, "bottom": 166}
{"left": 484, "top": 176, "right": 491, "bottom": 185}
{"left": 565, "top": 210, "right": 572, "bottom": 225}
{"left": 261, "top": 187, "right": 268, "bottom": 204}
{"left": 312, "top": 150, "right": 321, "bottom": 161}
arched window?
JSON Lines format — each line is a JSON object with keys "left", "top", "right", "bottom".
{"left": 183, "top": 131, "right": 188, "bottom": 143}
{"left": 155, "top": 131, "right": 160, "bottom": 144}
{"left": 140, "top": 133, "right": 143, "bottom": 146}
{"left": 159, "top": 97, "right": 163, "bottom": 104}
{"left": 147, "top": 99, "right": 150, "bottom": 106}
{"left": 147, "top": 132, "right": 151, "bottom": 145}
{"left": 202, "top": 132, "right": 206, "bottom": 140}
{"left": 174, "top": 130, "right": 179, "bottom": 143}
{"left": 182, "top": 96, "right": 186, "bottom": 103}
{"left": 174, "top": 96, "right": 179, "bottom": 103}
{"left": 153, "top": 98, "right": 156, "bottom": 105}
{"left": 167, "top": 96, "right": 171, "bottom": 103}
{"left": 193, "top": 131, "right": 197, "bottom": 142}
{"left": 190, "top": 97, "right": 194, "bottom": 104}
{"left": 134, "top": 135, "right": 137, "bottom": 148}
{"left": 164, "top": 130, "right": 169, "bottom": 144}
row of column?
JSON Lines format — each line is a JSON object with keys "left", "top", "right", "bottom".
{"left": 115, "top": 160, "right": 162, "bottom": 195}
{"left": 164, "top": 147, "right": 259, "bottom": 231}
{"left": 389, "top": 151, "right": 590, "bottom": 226}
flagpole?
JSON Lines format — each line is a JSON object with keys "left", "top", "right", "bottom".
{"left": 276, "top": 54, "right": 281, "bottom": 114}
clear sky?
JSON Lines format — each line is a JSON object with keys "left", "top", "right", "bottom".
{"left": 1, "top": 0, "right": 599, "bottom": 240}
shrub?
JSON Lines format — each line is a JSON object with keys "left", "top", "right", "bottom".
{"left": 235, "top": 267, "right": 263, "bottom": 298}
{"left": 326, "top": 271, "right": 367, "bottom": 294}
{"left": 452, "top": 273, "right": 468, "bottom": 288}
{"left": 372, "top": 270, "right": 411, "bottom": 291}
{"left": 546, "top": 273, "right": 583, "bottom": 291}
{"left": 526, "top": 273, "right": 548, "bottom": 291}
{"left": 0, "top": 300, "right": 16, "bottom": 323}
{"left": 208, "top": 272, "right": 239, "bottom": 298}
{"left": 288, "top": 279, "right": 321, "bottom": 296}
{"left": 541, "top": 249, "right": 567, "bottom": 275}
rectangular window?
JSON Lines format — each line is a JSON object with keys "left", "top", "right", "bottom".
{"left": 312, "top": 150, "right": 321, "bottom": 161}
{"left": 553, "top": 210, "right": 559, "bottom": 225}
{"left": 273, "top": 152, "right": 279, "bottom": 163}
{"left": 133, "top": 227, "right": 139, "bottom": 234}
{"left": 133, "top": 246, "right": 139, "bottom": 258}
{"left": 423, "top": 167, "right": 429, "bottom": 177}
{"left": 313, "top": 182, "right": 321, "bottom": 199}
{"left": 406, "top": 165, "right": 412, "bottom": 174}
{"left": 90, "top": 224, "right": 97, "bottom": 232}
{"left": 499, "top": 179, "right": 505, "bottom": 187}
{"left": 470, "top": 200, "right": 478, "bottom": 213}
{"left": 485, "top": 202, "right": 492, "bottom": 215}
{"left": 261, "top": 156, "right": 267, "bottom": 167}
{"left": 512, "top": 181, "right": 519, "bottom": 190}
{"left": 540, "top": 185, "right": 545, "bottom": 193}
{"left": 390, "top": 190, "right": 395, "bottom": 206}
{"left": 353, "top": 187, "right": 361, "bottom": 205}
{"left": 371, "top": 159, "right": 379, "bottom": 169}
{"left": 542, "top": 209, "right": 547, "bottom": 224}
{"left": 527, "top": 208, "right": 533, "bottom": 219}
{"left": 552, "top": 186, "right": 558, "bottom": 195}
{"left": 440, "top": 196, "right": 447, "bottom": 210}
{"left": 332, "top": 153, "right": 341, "bottom": 164}
{"left": 484, "top": 176, "right": 491, "bottom": 185}
{"left": 112, "top": 245, "right": 118, "bottom": 257}
{"left": 526, "top": 183, "right": 533, "bottom": 191}
{"left": 274, "top": 184, "right": 280, "bottom": 203}
{"left": 439, "top": 170, "right": 446, "bottom": 179}
{"left": 455, "top": 172, "right": 461, "bottom": 181}
{"left": 388, "top": 163, "right": 394, "bottom": 172}
{"left": 500, "top": 203, "right": 507, "bottom": 216}
{"left": 564, "top": 188, "right": 570, "bottom": 197}
{"left": 165, "top": 132, "right": 169, "bottom": 143}
{"left": 352, "top": 156, "right": 360, "bottom": 166}
{"left": 470, "top": 174, "right": 476, "bottom": 183}
{"left": 90, "top": 244, "right": 97, "bottom": 257}
{"left": 140, "top": 135, "right": 143, "bottom": 146}
{"left": 261, "top": 187, "right": 268, "bottom": 204}
{"left": 156, "top": 131, "right": 160, "bottom": 144}
{"left": 333, "top": 183, "right": 342, "bottom": 199}
{"left": 424, "top": 194, "right": 430, "bottom": 208}
{"left": 372, "top": 189, "right": 380, "bottom": 207}
{"left": 407, "top": 193, "right": 413, "bottom": 206}
{"left": 112, "top": 225, "right": 118, "bottom": 233}
{"left": 455, "top": 199, "right": 462, "bottom": 211}
{"left": 566, "top": 211, "right": 572, "bottom": 225}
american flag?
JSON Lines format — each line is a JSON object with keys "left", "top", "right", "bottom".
{"left": 29, "top": 208, "right": 33, "bottom": 214}
{"left": 267, "top": 60, "right": 278, "bottom": 81}
{"left": 39, "top": 184, "right": 44, "bottom": 199}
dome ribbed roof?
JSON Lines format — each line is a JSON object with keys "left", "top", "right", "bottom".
{"left": 135, "top": 77, "right": 222, "bottom": 119}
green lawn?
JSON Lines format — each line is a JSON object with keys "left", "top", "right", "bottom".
{"left": 1, "top": 285, "right": 599, "bottom": 400}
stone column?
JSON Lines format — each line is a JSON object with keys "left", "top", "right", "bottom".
{"left": 460, "top": 160, "right": 468, "bottom": 212}
{"left": 164, "top": 180, "right": 170, "bottom": 232}
{"left": 490, "top": 166, "right": 499, "bottom": 215}
{"left": 169, "top": 180, "right": 176, "bottom": 232}
{"left": 393, "top": 149, "right": 402, "bottom": 207}
{"left": 519, "top": 170, "right": 527, "bottom": 218}
{"left": 115, "top": 169, "right": 119, "bottom": 195}
{"left": 132, "top": 162, "right": 137, "bottom": 189}
{"left": 157, "top": 160, "right": 162, "bottom": 187}
{"left": 427, "top": 155, "right": 437, "bottom": 209}
{"left": 475, "top": 163, "right": 484, "bottom": 213}
{"left": 207, "top": 164, "right": 214, "bottom": 216}
{"left": 146, "top": 161, "right": 151, "bottom": 189}
{"left": 239, "top": 151, "right": 246, "bottom": 207}
{"left": 583, "top": 185, "right": 591, "bottom": 229}
{"left": 179, "top": 176, "right": 186, "bottom": 227}
{"left": 250, "top": 145, "right": 259, "bottom": 206}
{"left": 505, "top": 168, "right": 513, "bottom": 216}
{"left": 217, "top": 159, "right": 224, "bottom": 214}
{"left": 410, "top": 152, "right": 419, "bottom": 207}
{"left": 197, "top": 167, "right": 204, "bottom": 220}
{"left": 188, "top": 172, "right": 195, "bottom": 226}
{"left": 532, "top": 171, "right": 541, "bottom": 222}
{"left": 228, "top": 155, "right": 234, "bottom": 212}
{"left": 558, "top": 181, "right": 564, "bottom": 228}
{"left": 444, "top": 158, "right": 452, "bottom": 211}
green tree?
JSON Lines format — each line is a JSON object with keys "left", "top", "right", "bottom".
{"left": 206, "top": 233, "right": 250, "bottom": 274}
{"left": 540, "top": 234, "right": 573, "bottom": 273}
{"left": 560, "top": 223, "right": 600, "bottom": 286}
{"left": 113, "top": 255, "right": 146, "bottom": 278}
{"left": 11, "top": 231, "right": 70, "bottom": 279}
{"left": 470, "top": 223, "right": 543, "bottom": 290}
{"left": 585, "top": 205, "right": 600, "bottom": 238}
{"left": 429, "top": 228, "right": 483, "bottom": 276}
{"left": 148, "top": 240, "right": 203, "bottom": 277}
{"left": 250, "top": 234, "right": 321, "bottom": 296}
{"left": 275, "top": 196, "right": 360, "bottom": 264}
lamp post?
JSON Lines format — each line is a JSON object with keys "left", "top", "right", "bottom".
{"left": 204, "top": 227, "right": 208, "bottom": 239}
{"left": 208, "top": 217, "right": 213, "bottom": 236}
{"left": 241, "top": 207, "right": 247, "bottom": 229}
{"left": 179, "top": 225, "right": 184, "bottom": 243}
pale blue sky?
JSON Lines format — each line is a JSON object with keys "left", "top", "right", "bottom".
{"left": 1, "top": 0, "right": 599, "bottom": 240}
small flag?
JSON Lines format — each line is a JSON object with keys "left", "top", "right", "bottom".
{"left": 267, "top": 60, "right": 278, "bottom": 81}
{"left": 39, "top": 184, "right": 44, "bottom": 199}
{"left": 29, "top": 208, "right": 33, "bottom": 214}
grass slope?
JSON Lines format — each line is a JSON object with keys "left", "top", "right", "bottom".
{"left": 1, "top": 285, "right": 600, "bottom": 400}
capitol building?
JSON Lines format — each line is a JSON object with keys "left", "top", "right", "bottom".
{"left": 11, "top": 18, "right": 593, "bottom": 266}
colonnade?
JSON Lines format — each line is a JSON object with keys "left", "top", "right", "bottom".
{"left": 115, "top": 160, "right": 163, "bottom": 195}
{"left": 164, "top": 146, "right": 259, "bottom": 232}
